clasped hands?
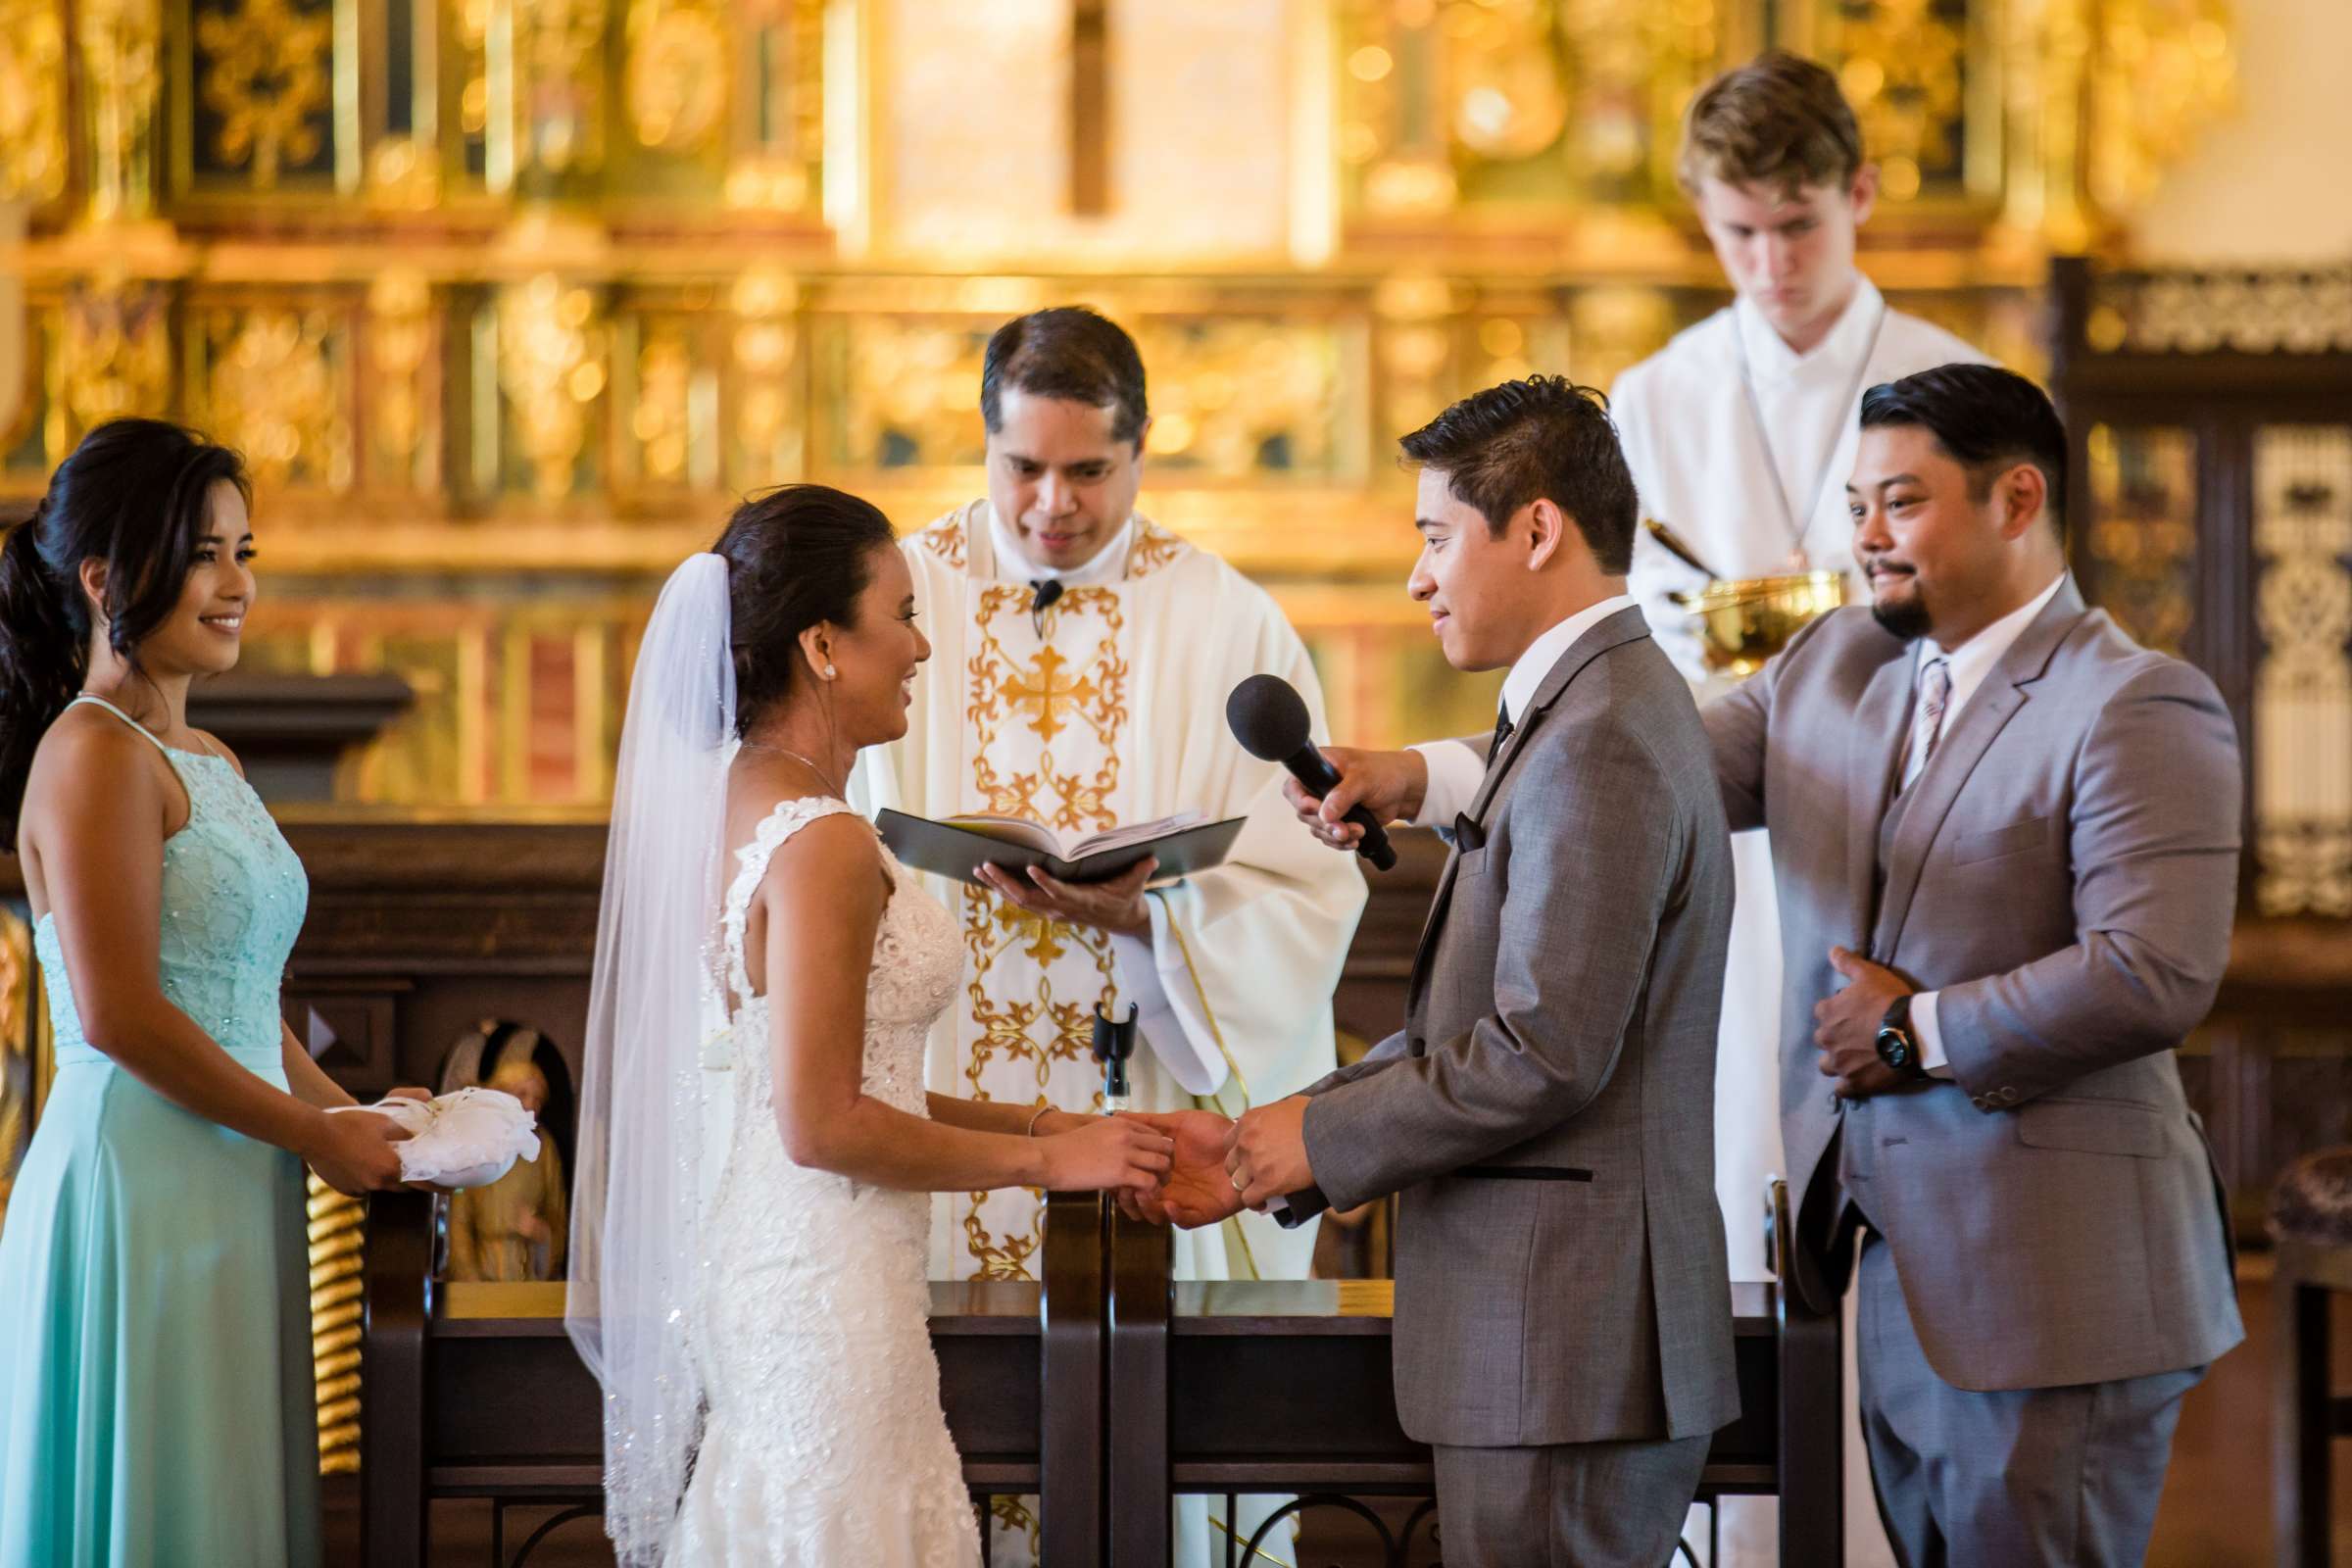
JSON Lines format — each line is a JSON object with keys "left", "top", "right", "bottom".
{"left": 1112, "top": 1099, "right": 1313, "bottom": 1229}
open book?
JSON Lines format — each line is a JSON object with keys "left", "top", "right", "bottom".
{"left": 874, "top": 808, "right": 1247, "bottom": 887}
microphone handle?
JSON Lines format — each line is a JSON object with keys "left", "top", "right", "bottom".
{"left": 1284, "top": 746, "right": 1398, "bottom": 872}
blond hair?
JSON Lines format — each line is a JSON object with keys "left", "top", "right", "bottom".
{"left": 1677, "top": 51, "right": 1864, "bottom": 197}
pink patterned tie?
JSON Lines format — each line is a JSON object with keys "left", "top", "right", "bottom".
{"left": 1906, "top": 656, "right": 1951, "bottom": 788}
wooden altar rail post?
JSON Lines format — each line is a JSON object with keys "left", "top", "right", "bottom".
{"left": 358, "top": 1190, "right": 433, "bottom": 1566}
{"left": 1040, "top": 1189, "right": 1110, "bottom": 1567}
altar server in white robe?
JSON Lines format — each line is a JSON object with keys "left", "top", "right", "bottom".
{"left": 1412, "top": 52, "right": 1988, "bottom": 1567}
{"left": 853, "top": 306, "right": 1367, "bottom": 1564}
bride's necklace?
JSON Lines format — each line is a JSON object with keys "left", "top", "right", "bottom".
{"left": 737, "top": 738, "right": 844, "bottom": 796}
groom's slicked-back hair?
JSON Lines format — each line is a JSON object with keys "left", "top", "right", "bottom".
{"left": 712, "top": 483, "right": 897, "bottom": 736}
{"left": 980, "top": 306, "right": 1150, "bottom": 449}
{"left": 1400, "top": 376, "right": 1640, "bottom": 574}
{"left": 1860, "top": 364, "right": 2070, "bottom": 539}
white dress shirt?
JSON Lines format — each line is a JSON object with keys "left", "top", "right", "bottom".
{"left": 1408, "top": 593, "right": 1642, "bottom": 824}
{"left": 1906, "top": 571, "right": 2068, "bottom": 1071}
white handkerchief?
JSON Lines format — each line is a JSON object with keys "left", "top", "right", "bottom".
{"left": 326, "top": 1087, "right": 543, "bottom": 1188}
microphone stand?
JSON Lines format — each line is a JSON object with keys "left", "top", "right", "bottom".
{"left": 1092, "top": 1002, "right": 1138, "bottom": 1113}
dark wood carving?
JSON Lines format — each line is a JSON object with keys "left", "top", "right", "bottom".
{"left": 2050, "top": 256, "right": 2352, "bottom": 1239}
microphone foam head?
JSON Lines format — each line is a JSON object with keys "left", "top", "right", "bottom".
{"left": 1226, "top": 674, "right": 1311, "bottom": 760}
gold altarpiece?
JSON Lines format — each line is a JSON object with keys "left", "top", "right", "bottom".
{"left": 0, "top": 0, "right": 2236, "bottom": 808}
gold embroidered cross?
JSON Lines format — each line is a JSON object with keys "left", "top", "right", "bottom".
{"left": 1004, "top": 646, "right": 1099, "bottom": 742}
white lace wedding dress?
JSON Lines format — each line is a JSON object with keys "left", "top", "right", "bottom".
{"left": 671, "top": 796, "right": 983, "bottom": 1566}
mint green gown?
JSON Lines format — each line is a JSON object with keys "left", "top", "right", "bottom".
{"left": 0, "top": 696, "right": 320, "bottom": 1568}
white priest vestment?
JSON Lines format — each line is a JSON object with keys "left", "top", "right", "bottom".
{"left": 854, "top": 501, "right": 1365, "bottom": 1564}
{"left": 1615, "top": 276, "right": 1990, "bottom": 1567}
{"left": 858, "top": 499, "right": 1364, "bottom": 1284}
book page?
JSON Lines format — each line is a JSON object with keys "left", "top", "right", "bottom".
{"left": 942, "top": 814, "right": 1063, "bottom": 856}
{"left": 1069, "top": 810, "right": 1204, "bottom": 858}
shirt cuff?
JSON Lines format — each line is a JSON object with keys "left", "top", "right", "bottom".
{"left": 1913, "top": 990, "right": 1952, "bottom": 1078}
{"left": 1108, "top": 895, "right": 1228, "bottom": 1098}
{"left": 1409, "top": 740, "right": 1485, "bottom": 829}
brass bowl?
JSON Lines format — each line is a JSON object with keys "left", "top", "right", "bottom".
{"left": 1670, "top": 570, "right": 1848, "bottom": 678}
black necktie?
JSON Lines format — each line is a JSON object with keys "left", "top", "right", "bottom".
{"left": 1489, "top": 704, "right": 1515, "bottom": 767}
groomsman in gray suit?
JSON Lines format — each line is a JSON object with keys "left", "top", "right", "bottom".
{"left": 1698, "top": 363, "right": 2243, "bottom": 1563}
{"left": 1177, "top": 377, "right": 1740, "bottom": 1567}
{"left": 1288, "top": 363, "right": 2245, "bottom": 1565}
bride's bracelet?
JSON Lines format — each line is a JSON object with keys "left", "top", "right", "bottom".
{"left": 1024, "top": 1103, "right": 1054, "bottom": 1138}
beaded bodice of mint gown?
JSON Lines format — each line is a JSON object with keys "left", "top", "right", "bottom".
{"left": 31, "top": 709, "right": 309, "bottom": 1072}
{"left": 0, "top": 695, "right": 321, "bottom": 1568}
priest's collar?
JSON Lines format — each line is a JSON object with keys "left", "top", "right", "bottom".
{"left": 1734, "top": 273, "right": 1886, "bottom": 385}
{"left": 979, "top": 500, "right": 1137, "bottom": 587}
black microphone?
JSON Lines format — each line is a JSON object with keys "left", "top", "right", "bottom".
{"left": 1226, "top": 673, "right": 1397, "bottom": 872}
{"left": 1029, "top": 578, "right": 1062, "bottom": 638}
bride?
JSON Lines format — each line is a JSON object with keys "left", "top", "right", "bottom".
{"left": 566, "top": 484, "right": 1175, "bottom": 1567}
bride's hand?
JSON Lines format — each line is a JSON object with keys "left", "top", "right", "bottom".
{"left": 1034, "top": 1116, "right": 1173, "bottom": 1194}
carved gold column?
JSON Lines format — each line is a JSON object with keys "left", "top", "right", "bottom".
{"left": 308, "top": 1176, "right": 367, "bottom": 1474}
{"left": 730, "top": 268, "right": 801, "bottom": 488}
{"left": 366, "top": 270, "right": 440, "bottom": 492}
{"left": 59, "top": 275, "right": 172, "bottom": 441}
{"left": 497, "top": 274, "right": 606, "bottom": 501}
{"left": 495, "top": 0, "right": 610, "bottom": 198}
{"left": 0, "top": 0, "right": 70, "bottom": 206}
{"left": 75, "top": 0, "right": 165, "bottom": 225}
{"left": 0, "top": 908, "right": 43, "bottom": 1236}
{"left": 1373, "top": 275, "right": 1456, "bottom": 444}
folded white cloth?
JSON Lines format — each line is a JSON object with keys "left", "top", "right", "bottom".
{"left": 326, "top": 1087, "right": 543, "bottom": 1188}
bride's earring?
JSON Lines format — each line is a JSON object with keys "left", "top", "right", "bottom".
{"left": 822, "top": 664, "right": 837, "bottom": 680}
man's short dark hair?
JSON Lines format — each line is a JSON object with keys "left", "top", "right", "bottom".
{"left": 1858, "top": 365, "right": 2069, "bottom": 538}
{"left": 980, "top": 307, "right": 1149, "bottom": 449}
{"left": 1398, "top": 377, "right": 1639, "bottom": 574}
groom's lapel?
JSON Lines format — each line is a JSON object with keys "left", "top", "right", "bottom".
{"left": 1404, "top": 608, "right": 1651, "bottom": 1011}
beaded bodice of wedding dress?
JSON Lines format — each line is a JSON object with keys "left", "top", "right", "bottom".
{"left": 670, "top": 795, "right": 982, "bottom": 1567}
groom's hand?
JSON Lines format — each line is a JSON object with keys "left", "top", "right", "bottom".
{"left": 1114, "top": 1110, "right": 1243, "bottom": 1229}
{"left": 1283, "top": 748, "right": 1427, "bottom": 852}
{"left": 1226, "top": 1097, "right": 1314, "bottom": 1211}
{"left": 976, "top": 857, "right": 1156, "bottom": 940}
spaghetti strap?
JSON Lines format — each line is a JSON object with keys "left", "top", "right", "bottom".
{"left": 66, "top": 694, "right": 177, "bottom": 760}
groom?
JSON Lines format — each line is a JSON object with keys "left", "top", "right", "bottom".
{"left": 1152, "top": 377, "right": 1740, "bottom": 1565}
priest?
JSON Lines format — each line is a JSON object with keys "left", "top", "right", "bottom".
{"left": 852, "top": 305, "right": 1367, "bottom": 1562}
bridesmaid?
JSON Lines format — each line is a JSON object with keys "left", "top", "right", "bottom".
{"left": 0, "top": 419, "right": 420, "bottom": 1567}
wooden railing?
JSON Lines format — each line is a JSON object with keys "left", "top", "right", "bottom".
{"left": 357, "top": 1186, "right": 1841, "bottom": 1566}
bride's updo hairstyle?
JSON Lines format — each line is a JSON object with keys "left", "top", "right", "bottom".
{"left": 0, "top": 417, "right": 250, "bottom": 847}
{"left": 711, "top": 483, "right": 897, "bottom": 737}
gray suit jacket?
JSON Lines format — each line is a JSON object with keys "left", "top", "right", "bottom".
{"left": 1292, "top": 608, "right": 1739, "bottom": 1447}
{"left": 1704, "top": 577, "right": 2244, "bottom": 1392}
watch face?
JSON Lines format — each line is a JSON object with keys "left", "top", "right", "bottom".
{"left": 1876, "top": 1027, "right": 1914, "bottom": 1071}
